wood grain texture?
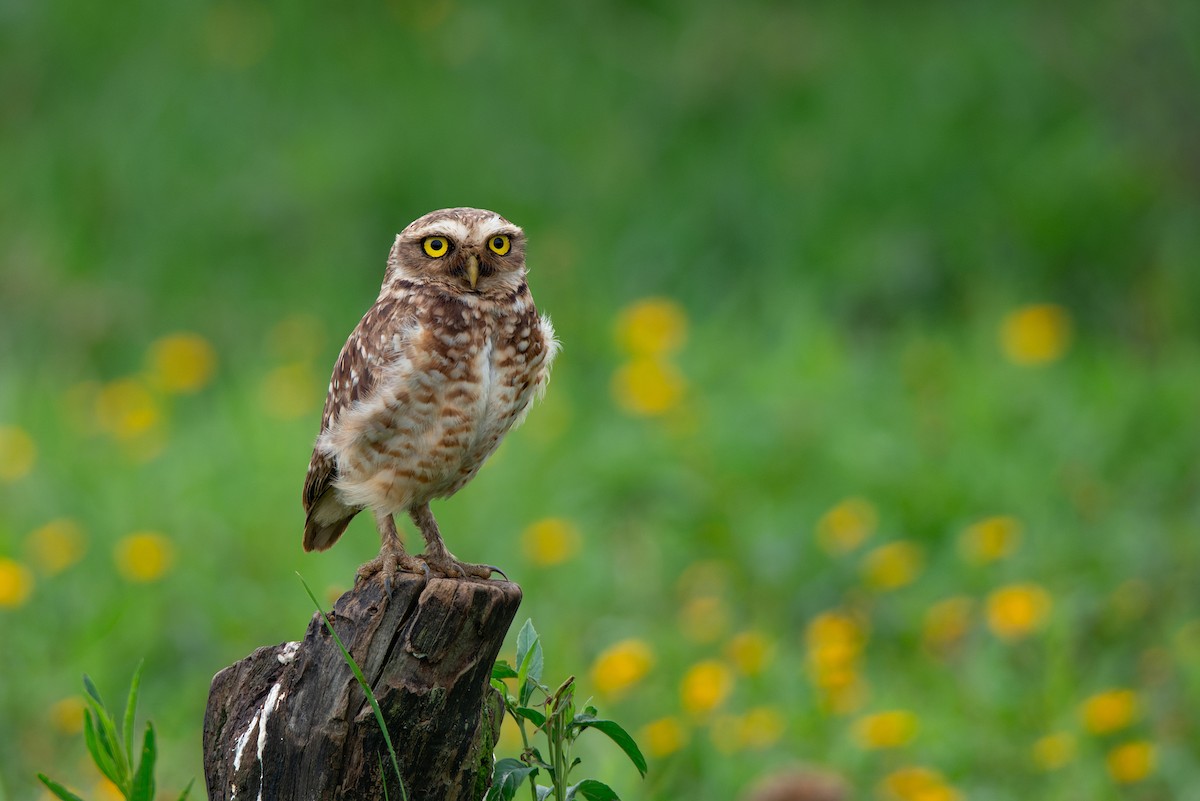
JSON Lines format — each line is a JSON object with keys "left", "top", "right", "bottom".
{"left": 203, "top": 574, "right": 522, "bottom": 801}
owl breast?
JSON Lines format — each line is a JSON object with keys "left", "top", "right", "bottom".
{"left": 327, "top": 297, "right": 550, "bottom": 516}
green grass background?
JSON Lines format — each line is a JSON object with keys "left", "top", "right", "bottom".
{"left": 2, "top": 1, "right": 1199, "bottom": 799}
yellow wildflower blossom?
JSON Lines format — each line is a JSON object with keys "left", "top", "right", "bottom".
{"left": 113, "top": 532, "right": 175, "bottom": 582}
{"left": 1000, "top": 303, "right": 1072, "bottom": 366}
{"left": 725, "top": 630, "right": 774, "bottom": 676}
{"left": 615, "top": 297, "right": 688, "bottom": 357}
{"left": 986, "top": 583, "right": 1052, "bottom": 641}
{"left": 922, "top": 596, "right": 974, "bottom": 651}
{"left": 639, "top": 716, "right": 688, "bottom": 758}
{"left": 611, "top": 358, "right": 686, "bottom": 416}
{"left": 879, "top": 766, "right": 961, "bottom": 801}
{"left": 51, "top": 696, "right": 86, "bottom": 735}
{"left": 861, "top": 541, "right": 923, "bottom": 591}
{"left": 96, "top": 379, "right": 161, "bottom": 440}
{"left": 0, "top": 425, "right": 36, "bottom": 482}
{"left": 737, "top": 707, "right": 786, "bottom": 749}
{"left": 1106, "top": 740, "right": 1156, "bottom": 784}
{"left": 260, "top": 362, "right": 320, "bottom": 420}
{"left": 590, "top": 639, "right": 654, "bottom": 699}
{"left": 681, "top": 660, "right": 734, "bottom": 716}
{"left": 816, "top": 497, "right": 877, "bottom": 555}
{"left": 0, "top": 558, "right": 34, "bottom": 608}
{"left": 1032, "top": 731, "right": 1076, "bottom": 770}
{"left": 1081, "top": 688, "right": 1139, "bottom": 734}
{"left": 521, "top": 517, "right": 581, "bottom": 566}
{"left": 680, "top": 594, "right": 730, "bottom": 644}
{"left": 852, "top": 710, "right": 919, "bottom": 749}
{"left": 958, "top": 516, "right": 1022, "bottom": 564}
{"left": 806, "top": 611, "right": 867, "bottom": 668}
{"left": 147, "top": 332, "right": 217, "bottom": 393}
{"left": 26, "top": 519, "right": 86, "bottom": 575}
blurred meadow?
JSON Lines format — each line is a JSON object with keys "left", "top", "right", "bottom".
{"left": 2, "top": 0, "right": 1200, "bottom": 799}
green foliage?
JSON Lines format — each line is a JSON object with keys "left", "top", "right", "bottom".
{"left": 37, "top": 665, "right": 193, "bottom": 801}
{"left": 488, "top": 621, "right": 646, "bottom": 801}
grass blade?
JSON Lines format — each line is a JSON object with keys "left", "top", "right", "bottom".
{"left": 35, "top": 775, "right": 87, "bottom": 801}
{"left": 129, "top": 723, "right": 157, "bottom": 801}
{"left": 299, "top": 572, "right": 408, "bottom": 801}
{"left": 176, "top": 777, "right": 195, "bottom": 801}
{"left": 123, "top": 659, "right": 145, "bottom": 769}
{"left": 83, "top": 708, "right": 125, "bottom": 790}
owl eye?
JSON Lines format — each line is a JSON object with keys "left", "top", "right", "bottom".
{"left": 487, "top": 235, "right": 511, "bottom": 256}
{"left": 422, "top": 236, "right": 450, "bottom": 258}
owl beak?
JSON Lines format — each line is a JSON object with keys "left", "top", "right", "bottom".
{"left": 466, "top": 254, "right": 480, "bottom": 289}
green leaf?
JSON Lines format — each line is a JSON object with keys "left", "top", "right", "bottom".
{"left": 35, "top": 775, "right": 87, "bottom": 801}
{"left": 176, "top": 778, "right": 195, "bottom": 801}
{"left": 514, "top": 620, "right": 537, "bottom": 672}
{"left": 572, "top": 715, "right": 648, "bottom": 778}
{"left": 123, "top": 660, "right": 145, "bottom": 769}
{"left": 515, "top": 706, "right": 546, "bottom": 728}
{"left": 567, "top": 779, "right": 621, "bottom": 801}
{"left": 492, "top": 660, "right": 519, "bottom": 681}
{"left": 83, "top": 674, "right": 106, "bottom": 709}
{"left": 299, "top": 572, "right": 408, "bottom": 801}
{"left": 484, "top": 758, "right": 536, "bottom": 801}
{"left": 490, "top": 678, "right": 510, "bottom": 698}
{"left": 83, "top": 708, "right": 126, "bottom": 790}
{"left": 129, "top": 723, "right": 157, "bottom": 801}
{"left": 535, "top": 786, "right": 553, "bottom": 801}
{"left": 516, "top": 636, "right": 542, "bottom": 707}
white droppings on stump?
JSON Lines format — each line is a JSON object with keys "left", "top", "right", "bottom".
{"left": 277, "top": 641, "right": 301, "bottom": 664}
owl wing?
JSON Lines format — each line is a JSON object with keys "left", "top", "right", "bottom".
{"left": 302, "top": 295, "right": 409, "bottom": 550}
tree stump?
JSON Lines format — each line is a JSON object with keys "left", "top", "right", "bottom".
{"left": 202, "top": 574, "right": 522, "bottom": 801}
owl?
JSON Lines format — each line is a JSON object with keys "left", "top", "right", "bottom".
{"left": 302, "top": 208, "right": 558, "bottom": 581}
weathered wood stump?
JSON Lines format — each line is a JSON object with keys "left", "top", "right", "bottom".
{"left": 202, "top": 574, "right": 522, "bottom": 801}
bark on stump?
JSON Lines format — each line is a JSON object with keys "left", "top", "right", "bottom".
{"left": 202, "top": 574, "right": 522, "bottom": 801}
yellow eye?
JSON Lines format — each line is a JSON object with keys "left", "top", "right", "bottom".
{"left": 487, "top": 234, "right": 511, "bottom": 256}
{"left": 422, "top": 236, "right": 450, "bottom": 258}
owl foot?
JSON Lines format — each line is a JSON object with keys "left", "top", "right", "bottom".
{"left": 418, "top": 553, "right": 508, "bottom": 581}
{"left": 355, "top": 549, "right": 428, "bottom": 588}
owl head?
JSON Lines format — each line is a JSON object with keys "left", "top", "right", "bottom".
{"left": 385, "top": 207, "right": 527, "bottom": 295}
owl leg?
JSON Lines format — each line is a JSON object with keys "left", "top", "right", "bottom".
{"left": 355, "top": 511, "right": 427, "bottom": 585}
{"left": 409, "top": 503, "right": 507, "bottom": 580}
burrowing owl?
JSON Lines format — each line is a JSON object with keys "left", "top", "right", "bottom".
{"left": 302, "top": 208, "right": 558, "bottom": 580}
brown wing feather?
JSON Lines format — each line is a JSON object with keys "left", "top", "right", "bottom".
{"left": 302, "top": 296, "right": 406, "bottom": 550}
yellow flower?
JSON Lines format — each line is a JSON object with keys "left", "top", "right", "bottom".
{"left": 639, "top": 716, "right": 688, "bottom": 758}
{"left": 725, "top": 630, "right": 774, "bottom": 676}
{"left": 806, "top": 611, "right": 867, "bottom": 668}
{"left": 96, "top": 379, "right": 161, "bottom": 440}
{"left": 853, "top": 710, "right": 919, "bottom": 749}
{"left": 681, "top": 660, "right": 734, "bottom": 716}
{"left": 26, "top": 519, "right": 87, "bottom": 575}
{"left": 816, "top": 497, "right": 878, "bottom": 555}
{"left": 590, "top": 639, "right": 654, "bottom": 699}
{"left": 0, "top": 425, "right": 37, "bottom": 482}
{"left": 1107, "top": 740, "right": 1156, "bottom": 784}
{"left": 521, "top": 518, "right": 581, "bottom": 566}
{"left": 680, "top": 594, "right": 730, "bottom": 643}
{"left": 93, "top": 777, "right": 126, "bottom": 801}
{"left": 1032, "top": 732, "right": 1076, "bottom": 771}
{"left": 1000, "top": 303, "right": 1072, "bottom": 366}
{"left": 1081, "top": 688, "right": 1139, "bottom": 734}
{"left": 147, "top": 332, "right": 217, "bottom": 393}
{"left": 51, "top": 696, "right": 86, "bottom": 735}
{"left": 922, "top": 597, "right": 974, "bottom": 650}
{"left": 113, "top": 532, "right": 175, "bottom": 582}
{"left": 737, "top": 706, "right": 787, "bottom": 750}
{"left": 861, "top": 541, "right": 923, "bottom": 591}
{"left": 611, "top": 358, "right": 686, "bottom": 416}
{"left": 879, "top": 766, "right": 961, "bottom": 801}
{"left": 958, "top": 516, "right": 1022, "bottom": 564}
{"left": 986, "top": 583, "right": 1052, "bottom": 641}
{"left": 0, "top": 558, "right": 34, "bottom": 607}
{"left": 615, "top": 297, "right": 688, "bottom": 357}
{"left": 259, "top": 362, "right": 321, "bottom": 420}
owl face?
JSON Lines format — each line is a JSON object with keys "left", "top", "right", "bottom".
{"left": 386, "top": 207, "right": 526, "bottom": 294}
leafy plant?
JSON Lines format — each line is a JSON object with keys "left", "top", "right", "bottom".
{"left": 487, "top": 620, "right": 647, "bottom": 801}
{"left": 37, "top": 662, "right": 194, "bottom": 801}
{"left": 299, "top": 573, "right": 407, "bottom": 801}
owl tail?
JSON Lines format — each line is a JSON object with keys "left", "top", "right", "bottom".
{"left": 303, "top": 493, "right": 358, "bottom": 552}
